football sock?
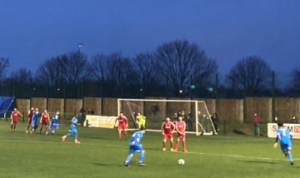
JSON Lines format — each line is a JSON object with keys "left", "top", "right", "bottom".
{"left": 288, "top": 153, "right": 293, "bottom": 162}
{"left": 170, "top": 141, "right": 173, "bottom": 148}
{"left": 11, "top": 125, "right": 13, "bottom": 129}
{"left": 125, "top": 155, "right": 132, "bottom": 163}
{"left": 13, "top": 125, "right": 16, "bottom": 130}
{"left": 119, "top": 133, "right": 121, "bottom": 139}
{"left": 54, "top": 128, "right": 57, "bottom": 133}
{"left": 66, "top": 133, "right": 72, "bottom": 137}
{"left": 183, "top": 141, "right": 186, "bottom": 150}
{"left": 75, "top": 133, "right": 78, "bottom": 140}
{"left": 27, "top": 125, "right": 30, "bottom": 130}
{"left": 124, "top": 132, "right": 127, "bottom": 138}
{"left": 139, "top": 152, "right": 145, "bottom": 163}
{"left": 175, "top": 141, "right": 179, "bottom": 149}
{"left": 163, "top": 142, "right": 166, "bottom": 148}
{"left": 40, "top": 127, "right": 43, "bottom": 132}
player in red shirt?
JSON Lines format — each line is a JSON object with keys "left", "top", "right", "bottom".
{"left": 115, "top": 112, "right": 129, "bottom": 140}
{"left": 39, "top": 110, "right": 50, "bottom": 134}
{"left": 26, "top": 107, "right": 35, "bottom": 133}
{"left": 161, "top": 117, "right": 175, "bottom": 151}
{"left": 10, "top": 108, "right": 23, "bottom": 132}
{"left": 174, "top": 116, "right": 187, "bottom": 152}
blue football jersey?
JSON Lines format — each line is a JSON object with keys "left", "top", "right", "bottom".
{"left": 277, "top": 127, "right": 292, "bottom": 144}
{"left": 32, "top": 111, "right": 40, "bottom": 120}
{"left": 129, "top": 131, "right": 144, "bottom": 145}
{"left": 70, "top": 117, "right": 78, "bottom": 129}
{"left": 51, "top": 114, "right": 59, "bottom": 124}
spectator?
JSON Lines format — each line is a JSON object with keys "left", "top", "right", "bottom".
{"left": 290, "top": 116, "right": 298, "bottom": 124}
{"left": 172, "top": 113, "right": 178, "bottom": 124}
{"left": 151, "top": 103, "right": 158, "bottom": 115}
{"left": 79, "top": 108, "right": 85, "bottom": 126}
{"left": 211, "top": 113, "right": 219, "bottom": 133}
{"left": 87, "top": 108, "right": 94, "bottom": 115}
{"left": 185, "top": 111, "right": 193, "bottom": 131}
{"left": 252, "top": 113, "right": 261, "bottom": 136}
{"left": 274, "top": 116, "right": 278, "bottom": 123}
{"left": 178, "top": 111, "right": 182, "bottom": 117}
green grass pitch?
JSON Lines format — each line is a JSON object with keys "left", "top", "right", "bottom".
{"left": 0, "top": 121, "right": 299, "bottom": 178}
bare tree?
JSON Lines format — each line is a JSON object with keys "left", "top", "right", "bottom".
{"left": 132, "top": 53, "right": 160, "bottom": 96}
{"left": 8, "top": 68, "right": 33, "bottom": 98}
{"left": 36, "top": 52, "right": 91, "bottom": 85}
{"left": 11, "top": 68, "right": 33, "bottom": 83}
{"left": 0, "top": 58, "right": 10, "bottom": 79}
{"left": 92, "top": 52, "right": 135, "bottom": 97}
{"left": 288, "top": 68, "right": 300, "bottom": 96}
{"left": 226, "top": 56, "right": 272, "bottom": 96}
{"left": 155, "top": 40, "right": 218, "bottom": 96}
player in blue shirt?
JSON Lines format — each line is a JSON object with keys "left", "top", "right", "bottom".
{"left": 30, "top": 108, "right": 41, "bottom": 134}
{"left": 62, "top": 114, "right": 80, "bottom": 144}
{"left": 274, "top": 123, "right": 293, "bottom": 165}
{"left": 46, "top": 111, "right": 60, "bottom": 135}
{"left": 124, "top": 127, "right": 146, "bottom": 167}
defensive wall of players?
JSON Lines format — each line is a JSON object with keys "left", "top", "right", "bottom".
{"left": 10, "top": 97, "right": 300, "bottom": 124}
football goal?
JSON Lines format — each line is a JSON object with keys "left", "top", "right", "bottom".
{"left": 117, "top": 98, "right": 217, "bottom": 135}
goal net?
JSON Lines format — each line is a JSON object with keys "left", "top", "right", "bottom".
{"left": 117, "top": 98, "right": 217, "bottom": 135}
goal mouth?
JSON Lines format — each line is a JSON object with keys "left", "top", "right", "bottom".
{"left": 118, "top": 98, "right": 217, "bottom": 135}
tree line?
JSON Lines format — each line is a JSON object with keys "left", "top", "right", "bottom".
{"left": 0, "top": 40, "right": 299, "bottom": 99}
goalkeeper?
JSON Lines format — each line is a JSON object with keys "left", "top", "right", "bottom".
{"left": 136, "top": 113, "right": 146, "bottom": 129}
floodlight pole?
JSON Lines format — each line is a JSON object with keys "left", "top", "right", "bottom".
{"left": 77, "top": 44, "right": 83, "bottom": 99}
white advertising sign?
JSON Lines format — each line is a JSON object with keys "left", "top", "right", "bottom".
{"left": 268, "top": 123, "right": 300, "bottom": 139}
{"left": 84, "top": 115, "right": 117, "bottom": 129}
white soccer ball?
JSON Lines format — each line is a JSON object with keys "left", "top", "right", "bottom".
{"left": 178, "top": 159, "right": 185, "bottom": 165}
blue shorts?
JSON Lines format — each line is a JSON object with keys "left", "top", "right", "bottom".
{"left": 280, "top": 142, "right": 292, "bottom": 153}
{"left": 31, "top": 119, "right": 38, "bottom": 125}
{"left": 49, "top": 124, "right": 58, "bottom": 129}
{"left": 128, "top": 144, "right": 144, "bottom": 154}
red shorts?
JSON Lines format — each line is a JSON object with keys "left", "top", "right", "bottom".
{"left": 163, "top": 133, "right": 173, "bottom": 139}
{"left": 118, "top": 124, "right": 127, "bottom": 130}
{"left": 41, "top": 121, "right": 48, "bottom": 125}
{"left": 11, "top": 120, "right": 17, "bottom": 124}
{"left": 177, "top": 132, "right": 186, "bottom": 139}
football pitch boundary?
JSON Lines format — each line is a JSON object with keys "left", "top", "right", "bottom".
{"left": 1, "top": 135, "right": 299, "bottom": 162}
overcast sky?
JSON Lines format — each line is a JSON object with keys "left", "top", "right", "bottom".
{"left": 1, "top": 0, "right": 300, "bottom": 81}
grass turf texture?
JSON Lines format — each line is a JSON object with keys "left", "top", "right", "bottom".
{"left": 0, "top": 121, "right": 299, "bottom": 178}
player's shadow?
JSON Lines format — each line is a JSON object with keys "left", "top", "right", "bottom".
{"left": 240, "top": 160, "right": 279, "bottom": 165}
{"left": 92, "top": 163, "right": 123, "bottom": 167}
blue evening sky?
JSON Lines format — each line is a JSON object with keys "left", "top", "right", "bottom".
{"left": 1, "top": 0, "right": 300, "bottom": 82}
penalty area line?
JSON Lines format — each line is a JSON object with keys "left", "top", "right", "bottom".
{"left": 182, "top": 151, "right": 290, "bottom": 161}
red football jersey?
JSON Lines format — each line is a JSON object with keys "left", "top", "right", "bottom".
{"left": 41, "top": 113, "right": 49, "bottom": 121}
{"left": 176, "top": 121, "right": 186, "bottom": 133}
{"left": 28, "top": 110, "right": 34, "bottom": 119}
{"left": 12, "top": 111, "right": 20, "bottom": 121}
{"left": 115, "top": 116, "right": 128, "bottom": 125}
{"left": 162, "top": 122, "right": 175, "bottom": 134}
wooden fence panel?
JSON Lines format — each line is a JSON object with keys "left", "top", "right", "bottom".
{"left": 16, "top": 99, "right": 30, "bottom": 114}
{"left": 31, "top": 98, "right": 47, "bottom": 111}
{"left": 83, "top": 97, "right": 101, "bottom": 115}
{"left": 246, "top": 97, "right": 271, "bottom": 123}
{"left": 65, "top": 99, "right": 82, "bottom": 114}
{"left": 276, "top": 98, "right": 300, "bottom": 123}
{"left": 219, "top": 99, "right": 243, "bottom": 121}
{"left": 48, "top": 98, "right": 64, "bottom": 114}
{"left": 102, "top": 98, "right": 118, "bottom": 116}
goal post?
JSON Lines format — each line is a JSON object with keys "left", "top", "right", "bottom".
{"left": 117, "top": 98, "right": 217, "bottom": 135}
